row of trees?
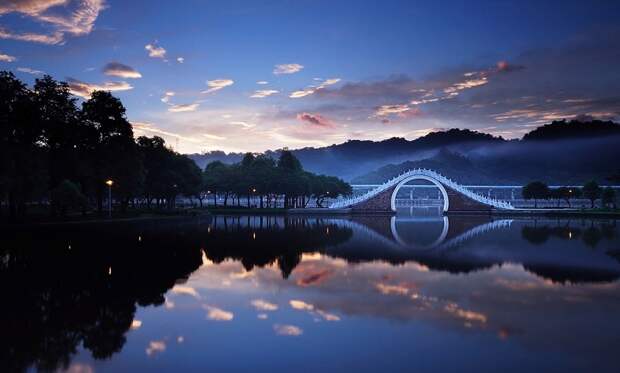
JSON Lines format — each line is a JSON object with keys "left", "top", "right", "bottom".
{"left": 203, "top": 151, "right": 352, "bottom": 208}
{"left": 1, "top": 71, "right": 203, "bottom": 219}
{"left": 522, "top": 180, "right": 617, "bottom": 208}
{"left": 1, "top": 71, "right": 351, "bottom": 219}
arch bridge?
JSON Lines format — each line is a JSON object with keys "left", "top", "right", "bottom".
{"left": 329, "top": 168, "right": 514, "bottom": 213}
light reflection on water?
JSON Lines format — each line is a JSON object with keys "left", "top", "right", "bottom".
{"left": 2, "top": 211, "right": 620, "bottom": 372}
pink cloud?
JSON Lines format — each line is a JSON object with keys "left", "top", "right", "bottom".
{"left": 296, "top": 112, "right": 334, "bottom": 127}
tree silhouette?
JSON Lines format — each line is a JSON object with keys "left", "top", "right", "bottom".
{"left": 582, "top": 180, "right": 602, "bottom": 208}
{"left": 522, "top": 181, "right": 550, "bottom": 208}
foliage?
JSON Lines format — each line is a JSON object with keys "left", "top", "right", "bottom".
{"left": 0, "top": 72, "right": 203, "bottom": 219}
{"left": 582, "top": 180, "right": 602, "bottom": 208}
{"left": 522, "top": 181, "right": 549, "bottom": 208}
{"left": 50, "top": 180, "right": 87, "bottom": 216}
{"left": 601, "top": 187, "right": 616, "bottom": 209}
{"left": 553, "top": 186, "right": 581, "bottom": 208}
{"left": 203, "top": 150, "right": 351, "bottom": 208}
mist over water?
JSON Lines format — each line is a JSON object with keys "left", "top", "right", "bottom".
{"left": 1, "top": 211, "right": 619, "bottom": 372}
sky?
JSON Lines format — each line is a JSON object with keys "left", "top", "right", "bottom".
{"left": 1, "top": 0, "right": 619, "bottom": 153}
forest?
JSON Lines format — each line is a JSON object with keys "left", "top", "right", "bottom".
{"left": 0, "top": 72, "right": 351, "bottom": 220}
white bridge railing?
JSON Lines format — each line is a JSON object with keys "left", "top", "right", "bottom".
{"left": 329, "top": 168, "right": 515, "bottom": 210}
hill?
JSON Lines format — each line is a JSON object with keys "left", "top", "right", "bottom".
{"left": 189, "top": 129, "right": 505, "bottom": 180}
{"left": 189, "top": 119, "right": 620, "bottom": 184}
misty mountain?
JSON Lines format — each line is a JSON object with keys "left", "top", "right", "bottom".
{"left": 188, "top": 129, "right": 505, "bottom": 180}
{"left": 189, "top": 120, "right": 620, "bottom": 184}
{"left": 523, "top": 119, "right": 620, "bottom": 141}
{"left": 353, "top": 135, "right": 620, "bottom": 185}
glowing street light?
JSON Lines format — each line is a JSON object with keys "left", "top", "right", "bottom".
{"left": 105, "top": 179, "right": 113, "bottom": 217}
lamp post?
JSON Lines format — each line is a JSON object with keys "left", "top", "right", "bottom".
{"left": 105, "top": 179, "right": 113, "bottom": 217}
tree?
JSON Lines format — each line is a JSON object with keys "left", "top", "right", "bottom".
{"left": 0, "top": 71, "right": 46, "bottom": 219}
{"left": 277, "top": 150, "right": 302, "bottom": 172}
{"left": 50, "top": 180, "right": 87, "bottom": 216}
{"left": 204, "top": 161, "right": 230, "bottom": 206}
{"left": 174, "top": 154, "right": 204, "bottom": 207}
{"left": 555, "top": 186, "right": 581, "bottom": 208}
{"left": 602, "top": 187, "right": 616, "bottom": 209}
{"left": 522, "top": 181, "right": 549, "bottom": 208}
{"left": 548, "top": 188, "right": 563, "bottom": 208}
{"left": 582, "top": 180, "right": 601, "bottom": 208}
{"left": 34, "top": 75, "right": 81, "bottom": 193}
{"left": 82, "top": 91, "right": 142, "bottom": 212}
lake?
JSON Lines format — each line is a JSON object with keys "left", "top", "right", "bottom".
{"left": 2, "top": 210, "right": 619, "bottom": 372}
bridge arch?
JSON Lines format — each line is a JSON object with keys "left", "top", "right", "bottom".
{"left": 390, "top": 175, "right": 449, "bottom": 212}
{"left": 329, "top": 168, "right": 514, "bottom": 212}
{"left": 390, "top": 215, "right": 450, "bottom": 249}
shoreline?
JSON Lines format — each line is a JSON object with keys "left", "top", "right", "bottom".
{"left": 3, "top": 207, "right": 618, "bottom": 225}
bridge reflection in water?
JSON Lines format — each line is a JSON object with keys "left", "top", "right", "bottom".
{"left": 1, "top": 213, "right": 620, "bottom": 372}
{"left": 206, "top": 211, "right": 620, "bottom": 283}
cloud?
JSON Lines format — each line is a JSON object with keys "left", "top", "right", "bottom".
{"left": 444, "top": 303, "right": 487, "bottom": 323}
{"left": 67, "top": 78, "right": 133, "bottom": 98}
{"left": 132, "top": 121, "right": 208, "bottom": 145}
{"left": 202, "top": 79, "right": 234, "bottom": 94}
{"left": 171, "top": 285, "right": 201, "bottom": 298}
{"left": 251, "top": 299, "right": 278, "bottom": 311}
{"left": 316, "top": 310, "right": 340, "bottom": 321}
{"left": 290, "top": 88, "right": 315, "bottom": 98}
{"left": 0, "top": 0, "right": 69, "bottom": 15}
{"left": 203, "top": 305, "right": 234, "bottom": 321}
{"left": 375, "top": 282, "right": 411, "bottom": 295}
{"left": 273, "top": 63, "right": 303, "bottom": 75}
{"left": 146, "top": 340, "right": 166, "bottom": 356}
{"left": 203, "top": 133, "right": 226, "bottom": 140}
{"left": 375, "top": 104, "right": 421, "bottom": 120}
{"left": 375, "top": 104, "right": 410, "bottom": 116}
{"left": 288, "top": 298, "right": 340, "bottom": 321}
{"left": 17, "top": 67, "right": 45, "bottom": 74}
{"left": 0, "top": 28, "right": 64, "bottom": 44}
{"left": 256, "top": 80, "right": 268, "bottom": 85}
{"left": 102, "top": 62, "right": 142, "bottom": 78}
{"left": 296, "top": 112, "right": 333, "bottom": 127}
{"left": 130, "top": 319, "right": 142, "bottom": 330}
{"left": 177, "top": 57, "right": 184, "bottom": 63}
{"left": 250, "top": 89, "right": 279, "bottom": 98}
{"left": 161, "top": 91, "right": 175, "bottom": 103}
{"left": 273, "top": 324, "right": 303, "bottom": 336}
{"left": 0, "top": 52, "right": 16, "bottom": 62}
{"left": 495, "top": 60, "right": 525, "bottom": 73}
{"left": 229, "top": 121, "right": 256, "bottom": 129}
{"left": 168, "top": 103, "right": 200, "bottom": 112}
{"left": 145, "top": 43, "right": 166, "bottom": 59}
{"left": 0, "top": 0, "right": 106, "bottom": 45}
{"left": 289, "top": 78, "right": 340, "bottom": 98}
{"left": 289, "top": 300, "right": 314, "bottom": 311}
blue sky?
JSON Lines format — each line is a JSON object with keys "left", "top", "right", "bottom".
{"left": 1, "top": 0, "right": 619, "bottom": 153}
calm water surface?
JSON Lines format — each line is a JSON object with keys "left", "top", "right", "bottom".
{"left": 2, "top": 210, "right": 620, "bottom": 372}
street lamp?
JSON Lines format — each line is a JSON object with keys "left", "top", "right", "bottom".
{"left": 105, "top": 179, "right": 113, "bottom": 217}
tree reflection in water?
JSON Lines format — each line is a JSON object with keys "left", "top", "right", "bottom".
{"left": 1, "top": 215, "right": 619, "bottom": 371}
{"left": 521, "top": 219, "right": 617, "bottom": 248}
{"left": 0, "top": 218, "right": 207, "bottom": 372}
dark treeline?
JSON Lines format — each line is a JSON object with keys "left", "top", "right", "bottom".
{"left": 522, "top": 179, "right": 617, "bottom": 209}
{"left": 1, "top": 71, "right": 203, "bottom": 220}
{"left": 203, "top": 151, "right": 352, "bottom": 209}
